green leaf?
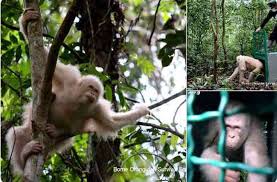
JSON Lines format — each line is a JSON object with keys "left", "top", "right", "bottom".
{"left": 1, "top": 38, "right": 11, "bottom": 50}
{"left": 158, "top": 160, "right": 167, "bottom": 168}
{"left": 59, "top": 52, "right": 72, "bottom": 62}
{"left": 19, "top": 60, "right": 31, "bottom": 76}
{"left": 165, "top": 30, "right": 186, "bottom": 46}
{"left": 164, "top": 168, "right": 171, "bottom": 177}
{"left": 125, "top": 129, "right": 142, "bottom": 140}
{"left": 2, "top": 48, "right": 15, "bottom": 65}
{"left": 134, "top": 132, "right": 148, "bottom": 143}
{"left": 144, "top": 152, "right": 154, "bottom": 161}
{"left": 134, "top": 55, "right": 155, "bottom": 76}
{"left": 172, "top": 156, "right": 182, "bottom": 163}
{"left": 115, "top": 175, "right": 125, "bottom": 182}
{"left": 117, "top": 89, "right": 126, "bottom": 107}
{"left": 79, "top": 63, "right": 109, "bottom": 81}
{"left": 182, "top": 130, "right": 187, "bottom": 147}
{"left": 158, "top": 45, "right": 174, "bottom": 67}
{"left": 10, "top": 34, "right": 18, "bottom": 44}
{"left": 105, "top": 85, "right": 113, "bottom": 101}
{"left": 163, "top": 143, "right": 170, "bottom": 156}
{"left": 160, "top": 0, "right": 175, "bottom": 13}
{"left": 170, "top": 134, "right": 179, "bottom": 149}
{"left": 132, "top": 0, "right": 143, "bottom": 6}
{"left": 15, "top": 46, "right": 22, "bottom": 62}
{"left": 160, "top": 131, "right": 169, "bottom": 145}
{"left": 147, "top": 128, "right": 160, "bottom": 136}
{"left": 174, "top": 172, "right": 181, "bottom": 181}
{"left": 120, "top": 84, "right": 139, "bottom": 94}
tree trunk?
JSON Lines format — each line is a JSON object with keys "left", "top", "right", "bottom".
{"left": 22, "top": 0, "right": 79, "bottom": 180}
{"left": 22, "top": 1, "right": 47, "bottom": 181}
{"left": 78, "top": 0, "right": 123, "bottom": 181}
{"left": 211, "top": 0, "right": 219, "bottom": 83}
{"left": 221, "top": 0, "right": 227, "bottom": 64}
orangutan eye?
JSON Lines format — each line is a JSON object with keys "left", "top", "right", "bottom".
{"left": 89, "top": 85, "right": 98, "bottom": 93}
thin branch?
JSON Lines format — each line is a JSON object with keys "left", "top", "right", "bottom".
{"left": 173, "top": 99, "right": 186, "bottom": 124}
{"left": 136, "top": 121, "right": 184, "bottom": 139}
{"left": 148, "top": 0, "right": 162, "bottom": 45}
{"left": 148, "top": 88, "right": 186, "bottom": 109}
{"left": 44, "top": 0, "right": 79, "bottom": 87}
{"left": 85, "top": 0, "right": 96, "bottom": 64}
{"left": 124, "top": 7, "right": 143, "bottom": 38}
{"left": 1, "top": 21, "right": 82, "bottom": 61}
{"left": 125, "top": 97, "right": 140, "bottom": 103}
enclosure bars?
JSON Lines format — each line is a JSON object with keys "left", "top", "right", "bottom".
{"left": 252, "top": 30, "right": 269, "bottom": 82}
{"left": 187, "top": 91, "right": 277, "bottom": 182}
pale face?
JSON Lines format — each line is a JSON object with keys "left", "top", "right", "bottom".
{"left": 224, "top": 114, "right": 250, "bottom": 151}
{"left": 78, "top": 76, "right": 103, "bottom": 104}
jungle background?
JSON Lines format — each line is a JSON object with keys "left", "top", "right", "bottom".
{"left": 1, "top": 0, "right": 186, "bottom": 181}
{"left": 188, "top": 0, "right": 277, "bottom": 90}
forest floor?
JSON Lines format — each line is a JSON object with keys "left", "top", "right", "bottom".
{"left": 188, "top": 66, "right": 277, "bottom": 90}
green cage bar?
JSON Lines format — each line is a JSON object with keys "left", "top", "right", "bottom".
{"left": 252, "top": 30, "right": 269, "bottom": 82}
